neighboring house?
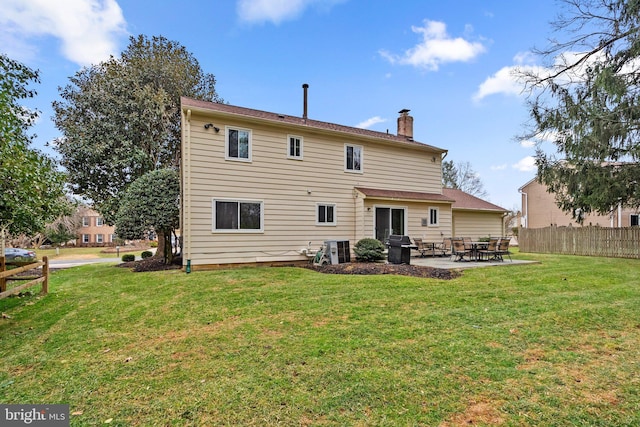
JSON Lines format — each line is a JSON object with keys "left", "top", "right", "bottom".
{"left": 77, "top": 207, "right": 115, "bottom": 246}
{"left": 519, "top": 178, "right": 640, "bottom": 228}
{"left": 180, "top": 93, "right": 457, "bottom": 269}
{"left": 443, "top": 188, "right": 509, "bottom": 239}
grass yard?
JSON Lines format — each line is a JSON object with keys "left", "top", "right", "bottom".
{"left": 1, "top": 253, "right": 639, "bottom": 426}
{"left": 36, "top": 246, "right": 151, "bottom": 260}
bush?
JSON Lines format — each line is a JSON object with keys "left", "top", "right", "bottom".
{"left": 149, "top": 241, "right": 158, "bottom": 248}
{"left": 354, "top": 238, "right": 385, "bottom": 262}
{"left": 122, "top": 254, "right": 135, "bottom": 262}
{"left": 141, "top": 251, "right": 153, "bottom": 259}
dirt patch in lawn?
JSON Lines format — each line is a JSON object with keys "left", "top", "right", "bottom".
{"left": 118, "top": 256, "right": 182, "bottom": 272}
{"left": 307, "top": 262, "right": 460, "bottom": 280}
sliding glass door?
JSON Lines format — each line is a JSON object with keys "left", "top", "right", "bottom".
{"left": 375, "top": 207, "right": 405, "bottom": 242}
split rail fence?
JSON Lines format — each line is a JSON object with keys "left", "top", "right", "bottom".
{"left": 519, "top": 226, "right": 640, "bottom": 259}
{"left": 0, "top": 256, "right": 49, "bottom": 299}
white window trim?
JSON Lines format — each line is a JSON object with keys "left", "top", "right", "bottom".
{"left": 225, "top": 126, "right": 252, "bottom": 162}
{"left": 96, "top": 234, "right": 104, "bottom": 244}
{"left": 287, "top": 135, "right": 304, "bottom": 160}
{"left": 82, "top": 234, "right": 90, "bottom": 243}
{"left": 429, "top": 207, "right": 440, "bottom": 226}
{"left": 344, "top": 143, "right": 363, "bottom": 173}
{"left": 96, "top": 217, "right": 104, "bottom": 227}
{"left": 212, "top": 198, "right": 264, "bottom": 233}
{"left": 316, "top": 203, "right": 337, "bottom": 226}
{"left": 82, "top": 217, "right": 90, "bottom": 227}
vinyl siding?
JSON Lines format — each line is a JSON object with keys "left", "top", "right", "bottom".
{"left": 520, "top": 180, "right": 639, "bottom": 228}
{"left": 182, "top": 109, "right": 448, "bottom": 267}
{"left": 451, "top": 211, "right": 504, "bottom": 240}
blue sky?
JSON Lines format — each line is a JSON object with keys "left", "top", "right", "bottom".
{"left": 1, "top": 0, "right": 563, "bottom": 210}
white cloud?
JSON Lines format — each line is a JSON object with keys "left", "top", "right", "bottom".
{"left": 0, "top": 0, "right": 127, "bottom": 66}
{"left": 237, "top": 0, "right": 344, "bottom": 25}
{"left": 512, "top": 156, "right": 536, "bottom": 172}
{"left": 520, "top": 139, "right": 536, "bottom": 148}
{"left": 356, "top": 116, "right": 386, "bottom": 129}
{"left": 380, "top": 20, "right": 486, "bottom": 71}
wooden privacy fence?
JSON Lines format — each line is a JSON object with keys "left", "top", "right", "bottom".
{"left": 519, "top": 226, "right": 640, "bottom": 259}
{"left": 0, "top": 256, "right": 49, "bottom": 299}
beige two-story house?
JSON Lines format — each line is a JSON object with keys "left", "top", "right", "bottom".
{"left": 519, "top": 178, "right": 640, "bottom": 228}
{"left": 181, "top": 94, "right": 456, "bottom": 269}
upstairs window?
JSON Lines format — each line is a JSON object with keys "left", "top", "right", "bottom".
{"left": 226, "top": 127, "right": 251, "bottom": 161}
{"left": 345, "top": 144, "right": 362, "bottom": 172}
{"left": 82, "top": 217, "right": 90, "bottom": 227}
{"left": 96, "top": 217, "right": 104, "bottom": 227}
{"left": 631, "top": 214, "right": 639, "bottom": 227}
{"left": 288, "top": 135, "right": 303, "bottom": 160}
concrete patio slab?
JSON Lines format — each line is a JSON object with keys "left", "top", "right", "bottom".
{"left": 408, "top": 255, "right": 537, "bottom": 270}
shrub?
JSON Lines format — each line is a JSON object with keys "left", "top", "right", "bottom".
{"left": 149, "top": 241, "right": 158, "bottom": 248}
{"left": 122, "top": 254, "right": 135, "bottom": 262}
{"left": 141, "top": 251, "right": 153, "bottom": 259}
{"left": 354, "top": 238, "right": 385, "bottom": 262}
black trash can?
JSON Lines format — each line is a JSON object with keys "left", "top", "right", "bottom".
{"left": 387, "top": 235, "right": 415, "bottom": 265}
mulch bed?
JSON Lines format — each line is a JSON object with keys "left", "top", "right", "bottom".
{"left": 119, "top": 257, "right": 458, "bottom": 279}
{"left": 118, "top": 256, "right": 182, "bottom": 272}
{"left": 307, "top": 262, "right": 460, "bottom": 280}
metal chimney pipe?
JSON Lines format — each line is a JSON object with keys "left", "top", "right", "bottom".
{"left": 302, "top": 83, "right": 309, "bottom": 119}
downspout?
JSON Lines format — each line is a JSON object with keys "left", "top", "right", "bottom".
{"left": 185, "top": 109, "right": 192, "bottom": 272}
{"left": 518, "top": 189, "right": 528, "bottom": 228}
{"left": 618, "top": 202, "right": 622, "bottom": 228}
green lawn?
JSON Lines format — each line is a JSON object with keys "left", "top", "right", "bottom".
{"left": 1, "top": 253, "right": 639, "bottom": 426}
{"left": 35, "top": 246, "right": 151, "bottom": 260}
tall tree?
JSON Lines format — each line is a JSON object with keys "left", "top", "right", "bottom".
{"left": 53, "top": 35, "right": 223, "bottom": 223}
{"left": 521, "top": 0, "right": 640, "bottom": 220}
{"left": 0, "top": 54, "right": 69, "bottom": 249}
{"left": 442, "top": 160, "right": 488, "bottom": 198}
{"left": 115, "top": 169, "right": 180, "bottom": 264}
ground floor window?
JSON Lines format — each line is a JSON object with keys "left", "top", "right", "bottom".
{"left": 429, "top": 207, "right": 439, "bottom": 226}
{"left": 96, "top": 234, "right": 104, "bottom": 244}
{"left": 317, "top": 203, "right": 336, "bottom": 225}
{"left": 213, "top": 199, "right": 263, "bottom": 232}
{"left": 375, "top": 207, "right": 405, "bottom": 242}
{"left": 631, "top": 214, "right": 639, "bottom": 227}
{"left": 82, "top": 234, "right": 90, "bottom": 244}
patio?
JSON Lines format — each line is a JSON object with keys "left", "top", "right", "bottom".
{"left": 408, "top": 254, "right": 537, "bottom": 270}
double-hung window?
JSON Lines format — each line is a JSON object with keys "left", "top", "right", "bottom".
{"left": 213, "top": 199, "right": 263, "bottom": 232}
{"left": 82, "top": 217, "right": 90, "bottom": 227}
{"left": 96, "top": 217, "right": 104, "bottom": 227}
{"left": 631, "top": 214, "right": 639, "bottom": 227}
{"left": 345, "top": 144, "right": 362, "bottom": 172}
{"left": 226, "top": 127, "right": 251, "bottom": 161}
{"left": 82, "top": 234, "right": 90, "bottom": 244}
{"left": 288, "top": 135, "right": 303, "bottom": 160}
{"left": 429, "top": 207, "right": 439, "bottom": 226}
{"left": 96, "top": 234, "right": 104, "bottom": 244}
{"left": 317, "top": 203, "right": 336, "bottom": 226}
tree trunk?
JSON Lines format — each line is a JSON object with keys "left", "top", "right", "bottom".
{"left": 155, "top": 230, "right": 173, "bottom": 264}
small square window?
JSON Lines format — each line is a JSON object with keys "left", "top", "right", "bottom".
{"left": 287, "top": 135, "right": 303, "bottom": 159}
{"left": 317, "top": 203, "right": 336, "bottom": 226}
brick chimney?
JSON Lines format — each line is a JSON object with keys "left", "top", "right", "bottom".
{"left": 397, "top": 109, "right": 413, "bottom": 139}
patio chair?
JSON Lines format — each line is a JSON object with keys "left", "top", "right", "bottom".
{"left": 495, "top": 238, "right": 512, "bottom": 262}
{"left": 462, "top": 237, "right": 473, "bottom": 252}
{"left": 478, "top": 237, "right": 499, "bottom": 261}
{"left": 412, "top": 237, "right": 430, "bottom": 257}
{"left": 451, "top": 238, "right": 472, "bottom": 262}
{"left": 435, "top": 238, "right": 451, "bottom": 257}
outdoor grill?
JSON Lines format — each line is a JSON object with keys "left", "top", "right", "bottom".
{"left": 387, "top": 235, "right": 416, "bottom": 265}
